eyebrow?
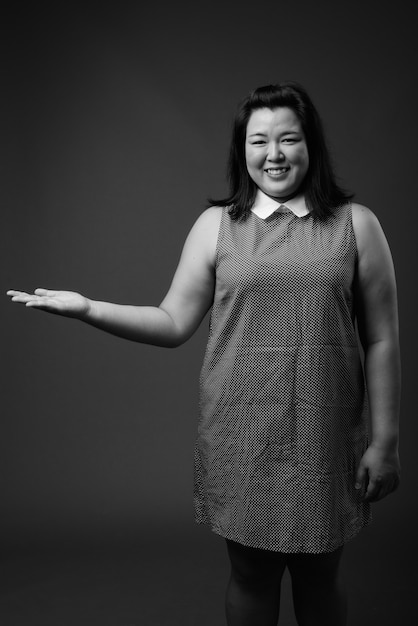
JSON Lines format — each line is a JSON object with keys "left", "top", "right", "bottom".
{"left": 247, "top": 130, "right": 300, "bottom": 138}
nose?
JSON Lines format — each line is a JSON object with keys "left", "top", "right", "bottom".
{"left": 267, "top": 143, "right": 285, "bottom": 162}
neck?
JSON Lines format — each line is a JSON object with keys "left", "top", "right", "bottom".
{"left": 263, "top": 179, "right": 306, "bottom": 203}
{"left": 265, "top": 190, "right": 303, "bottom": 204}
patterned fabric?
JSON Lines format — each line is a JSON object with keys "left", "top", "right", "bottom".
{"left": 194, "top": 203, "right": 371, "bottom": 553}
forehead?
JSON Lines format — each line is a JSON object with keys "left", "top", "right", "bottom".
{"left": 246, "top": 107, "right": 302, "bottom": 135}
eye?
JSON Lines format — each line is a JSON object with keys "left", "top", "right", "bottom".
{"left": 251, "top": 140, "right": 266, "bottom": 145}
{"left": 282, "top": 136, "right": 300, "bottom": 144}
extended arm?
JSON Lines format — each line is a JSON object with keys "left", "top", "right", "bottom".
{"left": 7, "top": 207, "right": 222, "bottom": 348}
{"left": 352, "top": 203, "right": 401, "bottom": 502}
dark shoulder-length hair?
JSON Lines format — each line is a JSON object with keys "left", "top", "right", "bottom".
{"left": 209, "top": 81, "right": 353, "bottom": 220}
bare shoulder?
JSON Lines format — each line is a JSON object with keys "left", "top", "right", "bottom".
{"left": 182, "top": 206, "right": 223, "bottom": 266}
{"left": 193, "top": 205, "right": 223, "bottom": 231}
{"left": 351, "top": 202, "right": 387, "bottom": 251}
{"left": 351, "top": 202, "right": 380, "bottom": 229}
{"left": 189, "top": 205, "right": 222, "bottom": 242}
{"left": 351, "top": 203, "right": 393, "bottom": 269}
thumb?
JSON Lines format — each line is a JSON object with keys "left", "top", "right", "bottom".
{"left": 34, "top": 288, "right": 56, "bottom": 296}
{"left": 355, "top": 461, "right": 367, "bottom": 491}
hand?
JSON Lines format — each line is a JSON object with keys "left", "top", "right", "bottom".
{"left": 7, "top": 288, "right": 91, "bottom": 320}
{"left": 355, "top": 443, "right": 401, "bottom": 502}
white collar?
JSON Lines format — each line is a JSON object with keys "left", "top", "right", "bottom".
{"left": 251, "top": 189, "right": 310, "bottom": 219}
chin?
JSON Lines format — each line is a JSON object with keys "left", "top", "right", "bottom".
{"left": 267, "top": 187, "right": 296, "bottom": 199}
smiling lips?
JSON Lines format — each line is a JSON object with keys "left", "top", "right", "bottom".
{"left": 265, "top": 167, "right": 290, "bottom": 177}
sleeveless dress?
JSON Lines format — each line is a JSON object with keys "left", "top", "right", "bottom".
{"left": 194, "top": 203, "right": 371, "bottom": 554}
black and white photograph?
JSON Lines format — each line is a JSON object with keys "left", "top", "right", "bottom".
{"left": 2, "top": 1, "right": 416, "bottom": 624}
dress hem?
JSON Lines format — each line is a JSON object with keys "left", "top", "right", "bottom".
{"left": 194, "top": 515, "right": 372, "bottom": 554}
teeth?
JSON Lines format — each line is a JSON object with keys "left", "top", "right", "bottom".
{"left": 266, "top": 168, "right": 288, "bottom": 174}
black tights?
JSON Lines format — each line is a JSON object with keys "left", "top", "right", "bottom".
{"left": 225, "top": 539, "right": 347, "bottom": 626}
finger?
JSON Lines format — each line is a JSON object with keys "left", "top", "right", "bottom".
{"left": 364, "top": 476, "right": 383, "bottom": 502}
{"left": 25, "top": 299, "right": 47, "bottom": 307}
{"left": 8, "top": 289, "right": 57, "bottom": 301}
{"left": 355, "top": 464, "right": 366, "bottom": 491}
{"left": 26, "top": 297, "right": 57, "bottom": 308}
{"left": 370, "top": 476, "right": 400, "bottom": 502}
{"left": 34, "top": 288, "right": 56, "bottom": 296}
{"left": 9, "top": 293, "right": 36, "bottom": 303}
{"left": 7, "top": 290, "right": 30, "bottom": 297}
{"left": 365, "top": 486, "right": 382, "bottom": 502}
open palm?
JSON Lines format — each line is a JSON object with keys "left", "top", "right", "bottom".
{"left": 7, "top": 288, "right": 90, "bottom": 319}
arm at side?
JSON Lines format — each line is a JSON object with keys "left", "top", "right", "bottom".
{"left": 352, "top": 203, "right": 401, "bottom": 451}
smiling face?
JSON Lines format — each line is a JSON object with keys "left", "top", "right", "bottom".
{"left": 245, "top": 107, "right": 309, "bottom": 200}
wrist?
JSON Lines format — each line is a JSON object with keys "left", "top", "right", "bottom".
{"left": 369, "top": 435, "right": 399, "bottom": 453}
{"left": 79, "top": 297, "right": 93, "bottom": 322}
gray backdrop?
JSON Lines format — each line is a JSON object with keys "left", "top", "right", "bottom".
{"left": 2, "top": 0, "right": 416, "bottom": 568}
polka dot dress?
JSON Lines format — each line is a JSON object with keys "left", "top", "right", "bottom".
{"left": 194, "top": 203, "right": 371, "bottom": 553}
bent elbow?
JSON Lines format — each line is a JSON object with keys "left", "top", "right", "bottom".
{"left": 163, "top": 334, "right": 187, "bottom": 349}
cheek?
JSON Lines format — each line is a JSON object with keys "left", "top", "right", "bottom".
{"left": 296, "top": 147, "right": 309, "bottom": 167}
{"left": 244, "top": 148, "right": 251, "bottom": 170}
{"left": 245, "top": 150, "right": 261, "bottom": 173}
{"left": 289, "top": 149, "right": 309, "bottom": 176}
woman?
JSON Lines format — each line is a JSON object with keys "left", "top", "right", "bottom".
{"left": 8, "top": 82, "right": 401, "bottom": 626}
